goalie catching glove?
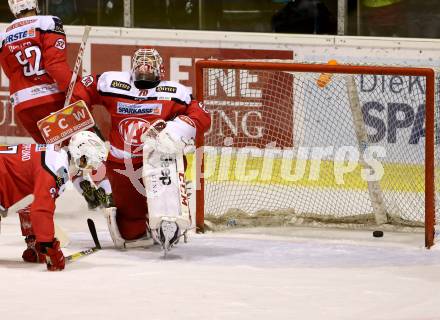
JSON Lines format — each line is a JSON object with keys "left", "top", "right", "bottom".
{"left": 142, "top": 116, "right": 196, "bottom": 155}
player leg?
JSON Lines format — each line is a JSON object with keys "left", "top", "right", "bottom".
{"left": 18, "top": 205, "right": 46, "bottom": 263}
{"left": 105, "top": 160, "right": 153, "bottom": 247}
{"left": 16, "top": 99, "right": 64, "bottom": 143}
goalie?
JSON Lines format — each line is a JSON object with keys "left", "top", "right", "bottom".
{"left": 72, "top": 48, "right": 211, "bottom": 252}
{"left": 0, "top": 131, "right": 110, "bottom": 271}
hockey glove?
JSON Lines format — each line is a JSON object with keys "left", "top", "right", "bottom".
{"left": 95, "top": 187, "right": 114, "bottom": 208}
{"left": 79, "top": 180, "right": 100, "bottom": 210}
{"left": 39, "top": 239, "right": 65, "bottom": 271}
{"left": 22, "top": 235, "right": 46, "bottom": 263}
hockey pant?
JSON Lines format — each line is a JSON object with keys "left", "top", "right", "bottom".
{"left": 106, "top": 160, "right": 149, "bottom": 240}
{"left": 16, "top": 99, "right": 65, "bottom": 143}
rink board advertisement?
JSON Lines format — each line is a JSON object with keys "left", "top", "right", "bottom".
{"left": 0, "top": 26, "right": 437, "bottom": 168}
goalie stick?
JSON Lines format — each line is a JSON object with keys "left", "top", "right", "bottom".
{"left": 65, "top": 218, "right": 101, "bottom": 262}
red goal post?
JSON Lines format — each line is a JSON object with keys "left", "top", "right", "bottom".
{"left": 194, "top": 59, "right": 436, "bottom": 248}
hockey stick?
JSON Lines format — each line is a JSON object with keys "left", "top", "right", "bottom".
{"left": 63, "top": 26, "right": 104, "bottom": 140}
{"left": 65, "top": 247, "right": 99, "bottom": 262}
{"left": 65, "top": 218, "right": 101, "bottom": 262}
{"left": 87, "top": 218, "right": 101, "bottom": 249}
{"left": 345, "top": 75, "right": 388, "bottom": 225}
{"left": 64, "top": 25, "right": 91, "bottom": 107}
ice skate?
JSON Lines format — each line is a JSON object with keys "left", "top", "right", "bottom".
{"left": 151, "top": 219, "right": 180, "bottom": 257}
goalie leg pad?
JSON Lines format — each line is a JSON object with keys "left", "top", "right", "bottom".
{"left": 104, "top": 207, "right": 126, "bottom": 249}
{"left": 142, "top": 149, "right": 191, "bottom": 232}
{"left": 104, "top": 207, "right": 154, "bottom": 249}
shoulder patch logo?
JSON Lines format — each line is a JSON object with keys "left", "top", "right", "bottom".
{"left": 81, "top": 75, "right": 94, "bottom": 87}
{"left": 55, "top": 38, "right": 66, "bottom": 50}
{"left": 156, "top": 86, "right": 177, "bottom": 93}
{"left": 111, "top": 80, "right": 132, "bottom": 91}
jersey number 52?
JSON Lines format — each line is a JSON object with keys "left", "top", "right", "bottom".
{"left": 15, "top": 46, "right": 45, "bottom": 77}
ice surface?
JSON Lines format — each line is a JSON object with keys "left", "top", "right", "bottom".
{"left": 1, "top": 188, "right": 440, "bottom": 320}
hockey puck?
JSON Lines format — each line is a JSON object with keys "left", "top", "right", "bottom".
{"left": 373, "top": 230, "right": 383, "bottom": 237}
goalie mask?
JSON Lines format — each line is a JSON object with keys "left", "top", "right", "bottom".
{"left": 8, "top": 0, "right": 39, "bottom": 17}
{"left": 131, "top": 48, "right": 164, "bottom": 90}
{"left": 68, "top": 131, "right": 108, "bottom": 170}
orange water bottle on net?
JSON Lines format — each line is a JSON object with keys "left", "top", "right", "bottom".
{"left": 317, "top": 59, "right": 338, "bottom": 88}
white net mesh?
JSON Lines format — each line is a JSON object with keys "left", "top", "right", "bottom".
{"left": 197, "top": 62, "right": 438, "bottom": 236}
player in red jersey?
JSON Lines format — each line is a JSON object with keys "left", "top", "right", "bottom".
{"left": 0, "top": 131, "right": 110, "bottom": 271}
{"left": 0, "top": 0, "right": 72, "bottom": 143}
{"left": 73, "top": 48, "right": 211, "bottom": 247}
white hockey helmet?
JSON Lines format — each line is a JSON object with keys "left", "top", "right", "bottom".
{"left": 8, "top": 0, "right": 39, "bottom": 17}
{"left": 68, "top": 131, "right": 108, "bottom": 170}
{"left": 131, "top": 48, "right": 164, "bottom": 83}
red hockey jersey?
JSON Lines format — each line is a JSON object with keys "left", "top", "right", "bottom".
{"left": 0, "top": 15, "right": 72, "bottom": 112}
{"left": 74, "top": 72, "right": 211, "bottom": 164}
{"left": 0, "top": 144, "right": 69, "bottom": 242}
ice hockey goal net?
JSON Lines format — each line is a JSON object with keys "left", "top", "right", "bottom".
{"left": 194, "top": 60, "right": 437, "bottom": 248}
